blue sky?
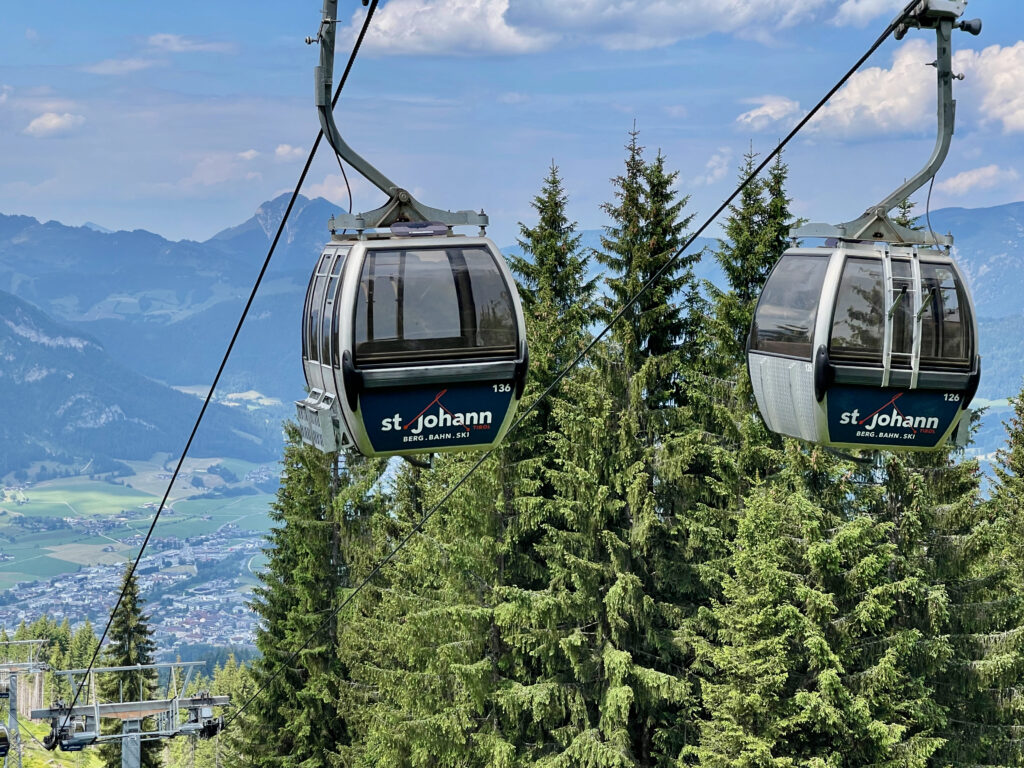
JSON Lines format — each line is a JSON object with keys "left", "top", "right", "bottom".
{"left": 1, "top": 0, "right": 1021, "bottom": 247}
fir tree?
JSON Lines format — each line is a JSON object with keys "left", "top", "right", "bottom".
{"left": 511, "top": 160, "right": 595, "bottom": 329}
{"left": 98, "top": 566, "right": 160, "bottom": 768}
{"left": 695, "top": 485, "right": 861, "bottom": 767}
{"left": 892, "top": 197, "right": 922, "bottom": 231}
{"left": 495, "top": 131, "right": 699, "bottom": 765}
{"left": 710, "top": 149, "right": 792, "bottom": 365}
{"left": 243, "top": 426, "right": 387, "bottom": 767}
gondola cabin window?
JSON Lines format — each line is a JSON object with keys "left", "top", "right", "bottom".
{"left": 750, "top": 253, "right": 830, "bottom": 358}
{"left": 305, "top": 249, "right": 346, "bottom": 365}
{"left": 354, "top": 246, "right": 518, "bottom": 366}
{"left": 830, "top": 257, "right": 885, "bottom": 364}
{"left": 919, "top": 261, "right": 971, "bottom": 367}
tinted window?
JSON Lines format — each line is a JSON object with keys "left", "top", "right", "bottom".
{"left": 889, "top": 259, "right": 913, "bottom": 368}
{"left": 830, "top": 257, "right": 884, "bottom": 363}
{"left": 354, "top": 245, "right": 518, "bottom": 366}
{"left": 306, "top": 251, "right": 333, "bottom": 363}
{"left": 919, "top": 262, "right": 970, "bottom": 366}
{"left": 751, "top": 254, "right": 829, "bottom": 358}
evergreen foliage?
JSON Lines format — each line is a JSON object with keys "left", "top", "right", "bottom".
{"left": 221, "top": 140, "right": 1023, "bottom": 768}
{"left": 97, "top": 566, "right": 161, "bottom": 768}
{"left": 243, "top": 425, "right": 387, "bottom": 767}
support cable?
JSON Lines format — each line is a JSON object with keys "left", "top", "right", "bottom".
{"left": 61, "top": 0, "right": 382, "bottom": 731}
{"left": 226, "top": 0, "right": 919, "bottom": 725}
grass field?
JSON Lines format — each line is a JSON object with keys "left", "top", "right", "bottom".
{"left": 172, "top": 494, "right": 275, "bottom": 532}
{"left": 20, "top": 717, "right": 104, "bottom": 768}
{"left": 0, "top": 455, "right": 275, "bottom": 591}
{"left": 3, "top": 478, "right": 155, "bottom": 518}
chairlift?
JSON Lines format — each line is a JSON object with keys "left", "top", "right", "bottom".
{"left": 49, "top": 717, "right": 97, "bottom": 752}
{"left": 180, "top": 704, "right": 224, "bottom": 740}
{"left": 295, "top": 0, "right": 527, "bottom": 457}
{"left": 748, "top": 0, "right": 982, "bottom": 451}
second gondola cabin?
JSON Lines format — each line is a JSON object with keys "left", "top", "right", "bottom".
{"left": 748, "top": 241, "right": 980, "bottom": 450}
{"left": 297, "top": 228, "right": 528, "bottom": 458}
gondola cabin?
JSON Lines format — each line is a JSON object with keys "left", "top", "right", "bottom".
{"left": 748, "top": 241, "right": 980, "bottom": 450}
{"left": 0, "top": 725, "right": 8, "bottom": 757}
{"left": 296, "top": 230, "right": 528, "bottom": 457}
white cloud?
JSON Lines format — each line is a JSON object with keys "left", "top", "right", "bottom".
{"left": 936, "top": 165, "right": 1019, "bottom": 196}
{"left": 343, "top": 0, "right": 554, "bottom": 56}
{"left": 506, "top": 0, "right": 831, "bottom": 51}
{"left": 23, "top": 112, "right": 86, "bottom": 138}
{"left": 82, "top": 58, "right": 158, "bottom": 76}
{"left": 179, "top": 153, "right": 254, "bottom": 188}
{"left": 800, "top": 40, "right": 1024, "bottom": 139}
{"left": 808, "top": 38, "right": 933, "bottom": 137}
{"left": 306, "top": 173, "right": 373, "bottom": 206}
{"left": 832, "top": 0, "right": 902, "bottom": 27}
{"left": 237, "top": 149, "right": 260, "bottom": 161}
{"left": 9, "top": 87, "right": 79, "bottom": 115}
{"left": 147, "top": 33, "right": 236, "bottom": 54}
{"left": 498, "top": 91, "right": 529, "bottom": 105}
{"left": 25, "top": 28, "right": 39, "bottom": 41}
{"left": 275, "top": 144, "right": 305, "bottom": 161}
{"left": 664, "top": 104, "right": 688, "bottom": 119}
{"left": 955, "top": 42, "right": 1024, "bottom": 134}
{"left": 736, "top": 95, "right": 801, "bottom": 131}
{"left": 694, "top": 148, "right": 732, "bottom": 186}
{"left": 0, "top": 86, "right": 11, "bottom": 105}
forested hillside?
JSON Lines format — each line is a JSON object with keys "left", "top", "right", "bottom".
{"left": 210, "top": 136, "right": 1024, "bottom": 767}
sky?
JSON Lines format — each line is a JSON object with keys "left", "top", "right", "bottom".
{"left": 1, "top": 0, "right": 1021, "bottom": 248}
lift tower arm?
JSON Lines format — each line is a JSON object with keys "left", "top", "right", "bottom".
{"left": 792, "top": 0, "right": 981, "bottom": 246}
{"left": 312, "top": 0, "right": 489, "bottom": 233}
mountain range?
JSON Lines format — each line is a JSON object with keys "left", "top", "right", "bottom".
{"left": 0, "top": 195, "right": 1021, "bottom": 474}
{"left": 0, "top": 289, "right": 276, "bottom": 474}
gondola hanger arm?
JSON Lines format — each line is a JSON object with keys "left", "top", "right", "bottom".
{"left": 792, "top": 0, "right": 981, "bottom": 247}
{"left": 312, "top": 0, "right": 488, "bottom": 233}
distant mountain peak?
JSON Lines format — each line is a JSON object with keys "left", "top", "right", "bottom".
{"left": 82, "top": 221, "right": 113, "bottom": 234}
{"left": 208, "top": 193, "right": 338, "bottom": 252}
{"left": 254, "top": 193, "right": 311, "bottom": 240}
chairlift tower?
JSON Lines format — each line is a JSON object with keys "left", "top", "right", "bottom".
{"left": 31, "top": 661, "right": 229, "bottom": 768}
{"left": 0, "top": 640, "right": 49, "bottom": 768}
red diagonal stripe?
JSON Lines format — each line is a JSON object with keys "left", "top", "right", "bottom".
{"left": 403, "top": 389, "right": 448, "bottom": 430}
{"left": 859, "top": 392, "right": 904, "bottom": 425}
{"left": 891, "top": 401, "right": 917, "bottom": 434}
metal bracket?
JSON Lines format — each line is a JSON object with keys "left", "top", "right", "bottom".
{"left": 314, "top": 0, "right": 488, "bottom": 231}
{"left": 792, "top": 0, "right": 981, "bottom": 247}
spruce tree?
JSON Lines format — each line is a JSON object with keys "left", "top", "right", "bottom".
{"left": 935, "top": 396, "right": 1024, "bottom": 767}
{"left": 337, "top": 159, "right": 597, "bottom": 761}
{"left": 497, "top": 130, "right": 698, "bottom": 765}
{"left": 98, "top": 566, "right": 160, "bottom": 768}
{"left": 695, "top": 484, "right": 861, "bottom": 767}
{"left": 710, "top": 149, "right": 770, "bottom": 364}
{"left": 243, "top": 425, "right": 388, "bottom": 767}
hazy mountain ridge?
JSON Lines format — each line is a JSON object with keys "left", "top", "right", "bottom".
{"left": 927, "top": 200, "right": 1024, "bottom": 320}
{"left": 0, "top": 196, "right": 1020, "bottom": 469}
{"left": 0, "top": 289, "right": 277, "bottom": 475}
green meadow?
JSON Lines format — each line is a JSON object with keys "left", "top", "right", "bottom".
{"left": 0, "top": 457, "right": 274, "bottom": 590}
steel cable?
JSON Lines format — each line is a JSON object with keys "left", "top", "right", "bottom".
{"left": 225, "top": 0, "right": 922, "bottom": 725}
{"left": 60, "top": 0, "right": 382, "bottom": 734}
